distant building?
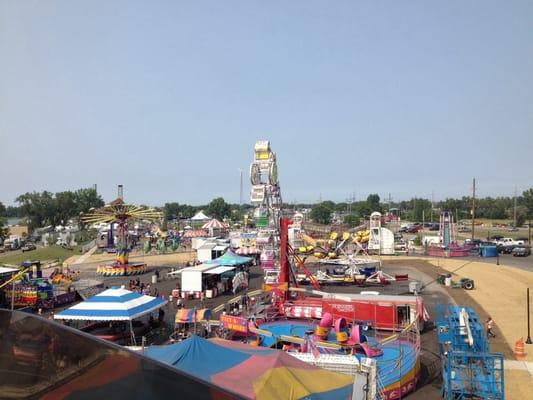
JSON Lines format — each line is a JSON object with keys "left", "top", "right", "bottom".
{"left": 8, "top": 225, "right": 29, "bottom": 237}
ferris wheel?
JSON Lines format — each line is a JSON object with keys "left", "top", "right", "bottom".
{"left": 249, "top": 140, "right": 282, "bottom": 230}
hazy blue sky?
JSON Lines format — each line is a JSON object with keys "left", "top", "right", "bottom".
{"left": 1, "top": 1, "right": 532, "bottom": 206}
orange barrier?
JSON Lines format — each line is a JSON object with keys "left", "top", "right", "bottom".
{"left": 515, "top": 337, "right": 526, "bottom": 360}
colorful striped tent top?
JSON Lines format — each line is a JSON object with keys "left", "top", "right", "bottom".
{"left": 144, "top": 335, "right": 354, "bottom": 400}
{"left": 175, "top": 308, "right": 212, "bottom": 323}
{"left": 54, "top": 287, "right": 167, "bottom": 321}
{"left": 202, "top": 219, "right": 228, "bottom": 229}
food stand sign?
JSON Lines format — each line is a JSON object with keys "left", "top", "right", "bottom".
{"left": 220, "top": 315, "right": 248, "bottom": 333}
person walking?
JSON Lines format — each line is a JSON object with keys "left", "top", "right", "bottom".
{"left": 486, "top": 316, "right": 496, "bottom": 338}
{"left": 200, "top": 291, "right": 205, "bottom": 308}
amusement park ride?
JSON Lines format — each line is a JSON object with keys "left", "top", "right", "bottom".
{"left": 436, "top": 305, "right": 504, "bottom": 399}
{"left": 235, "top": 141, "right": 426, "bottom": 398}
{"left": 427, "top": 211, "right": 470, "bottom": 257}
{"left": 1, "top": 261, "right": 77, "bottom": 310}
{"left": 81, "top": 188, "right": 162, "bottom": 276}
{"left": 246, "top": 215, "right": 425, "bottom": 399}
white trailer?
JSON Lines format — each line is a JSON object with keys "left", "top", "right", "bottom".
{"left": 180, "top": 264, "right": 218, "bottom": 294}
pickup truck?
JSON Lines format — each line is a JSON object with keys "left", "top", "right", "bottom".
{"left": 495, "top": 237, "right": 525, "bottom": 253}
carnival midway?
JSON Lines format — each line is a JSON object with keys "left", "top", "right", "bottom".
{"left": 2, "top": 140, "right": 520, "bottom": 400}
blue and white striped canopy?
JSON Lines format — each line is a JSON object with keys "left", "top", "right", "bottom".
{"left": 54, "top": 287, "right": 167, "bottom": 321}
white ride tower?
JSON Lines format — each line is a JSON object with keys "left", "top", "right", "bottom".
{"left": 249, "top": 141, "right": 283, "bottom": 274}
{"left": 368, "top": 211, "right": 395, "bottom": 255}
{"left": 250, "top": 140, "right": 282, "bottom": 232}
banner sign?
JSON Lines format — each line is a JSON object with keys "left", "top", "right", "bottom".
{"left": 220, "top": 315, "right": 248, "bottom": 333}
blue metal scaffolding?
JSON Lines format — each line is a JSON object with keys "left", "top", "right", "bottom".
{"left": 436, "top": 305, "right": 504, "bottom": 399}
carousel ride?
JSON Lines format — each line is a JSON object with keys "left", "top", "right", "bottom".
{"left": 82, "top": 194, "right": 162, "bottom": 276}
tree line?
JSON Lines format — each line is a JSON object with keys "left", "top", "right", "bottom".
{"left": 309, "top": 189, "right": 533, "bottom": 226}
{"left": 0, "top": 188, "right": 104, "bottom": 233}
{"left": 3, "top": 188, "right": 532, "bottom": 238}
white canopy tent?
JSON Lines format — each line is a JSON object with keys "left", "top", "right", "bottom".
{"left": 191, "top": 211, "right": 211, "bottom": 221}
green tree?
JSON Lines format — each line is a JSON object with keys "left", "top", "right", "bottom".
{"left": 0, "top": 202, "right": 7, "bottom": 240}
{"left": 310, "top": 202, "right": 333, "bottom": 225}
{"left": 521, "top": 189, "right": 533, "bottom": 219}
{"left": 354, "top": 201, "right": 371, "bottom": 218}
{"left": 16, "top": 188, "right": 103, "bottom": 229}
{"left": 163, "top": 202, "right": 181, "bottom": 220}
{"left": 4, "top": 205, "right": 22, "bottom": 217}
{"left": 206, "top": 197, "right": 231, "bottom": 220}
{"left": 55, "top": 191, "right": 76, "bottom": 226}
{"left": 343, "top": 214, "right": 360, "bottom": 227}
{"left": 366, "top": 194, "right": 381, "bottom": 213}
{"left": 522, "top": 188, "right": 533, "bottom": 242}
{"left": 73, "top": 188, "right": 104, "bottom": 215}
{"left": 16, "top": 191, "right": 56, "bottom": 229}
{"left": 410, "top": 198, "right": 432, "bottom": 221}
{"left": 0, "top": 218, "right": 8, "bottom": 241}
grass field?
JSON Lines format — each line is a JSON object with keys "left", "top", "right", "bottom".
{"left": 0, "top": 245, "right": 81, "bottom": 266}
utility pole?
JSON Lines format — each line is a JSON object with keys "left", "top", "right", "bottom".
{"left": 431, "top": 190, "right": 435, "bottom": 222}
{"left": 471, "top": 178, "right": 476, "bottom": 241}
{"left": 514, "top": 186, "right": 518, "bottom": 228}
{"left": 347, "top": 192, "right": 356, "bottom": 215}
{"left": 239, "top": 169, "right": 243, "bottom": 221}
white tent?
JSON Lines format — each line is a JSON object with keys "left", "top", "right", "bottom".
{"left": 191, "top": 211, "right": 210, "bottom": 221}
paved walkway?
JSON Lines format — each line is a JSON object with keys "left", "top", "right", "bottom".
{"left": 384, "top": 256, "right": 533, "bottom": 362}
{"left": 505, "top": 360, "right": 533, "bottom": 376}
{"left": 71, "top": 245, "right": 98, "bottom": 264}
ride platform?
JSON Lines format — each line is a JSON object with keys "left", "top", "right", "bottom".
{"left": 96, "top": 262, "right": 147, "bottom": 276}
{"left": 255, "top": 320, "right": 420, "bottom": 400}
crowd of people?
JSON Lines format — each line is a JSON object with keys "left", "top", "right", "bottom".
{"left": 128, "top": 278, "right": 159, "bottom": 298}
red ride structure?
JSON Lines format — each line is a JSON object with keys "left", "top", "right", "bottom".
{"left": 275, "top": 218, "right": 428, "bottom": 331}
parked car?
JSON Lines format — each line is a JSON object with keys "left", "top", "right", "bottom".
{"left": 394, "top": 241, "right": 407, "bottom": 251}
{"left": 429, "top": 223, "right": 439, "bottom": 231}
{"left": 21, "top": 243, "right": 36, "bottom": 252}
{"left": 512, "top": 246, "right": 531, "bottom": 257}
{"left": 465, "top": 238, "right": 482, "bottom": 247}
{"left": 407, "top": 225, "right": 423, "bottom": 233}
{"left": 394, "top": 233, "right": 403, "bottom": 241}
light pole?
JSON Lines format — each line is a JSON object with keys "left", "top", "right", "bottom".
{"left": 238, "top": 169, "right": 243, "bottom": 222}
{"left": 527, "top": 288, "right": 532, "bottom": 344}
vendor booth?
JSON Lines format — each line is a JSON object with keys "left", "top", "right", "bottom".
{"left": 54, "top": 286, "right": 167, "bottom": 345}
{"left": 206, "top": 249, "right": 252, "bottom": 267}
{"left": 178, "top": 263, "right": 236, "bottom": 299}
{"left": 172, "top": 308, "right": 212, "bottom": 341}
